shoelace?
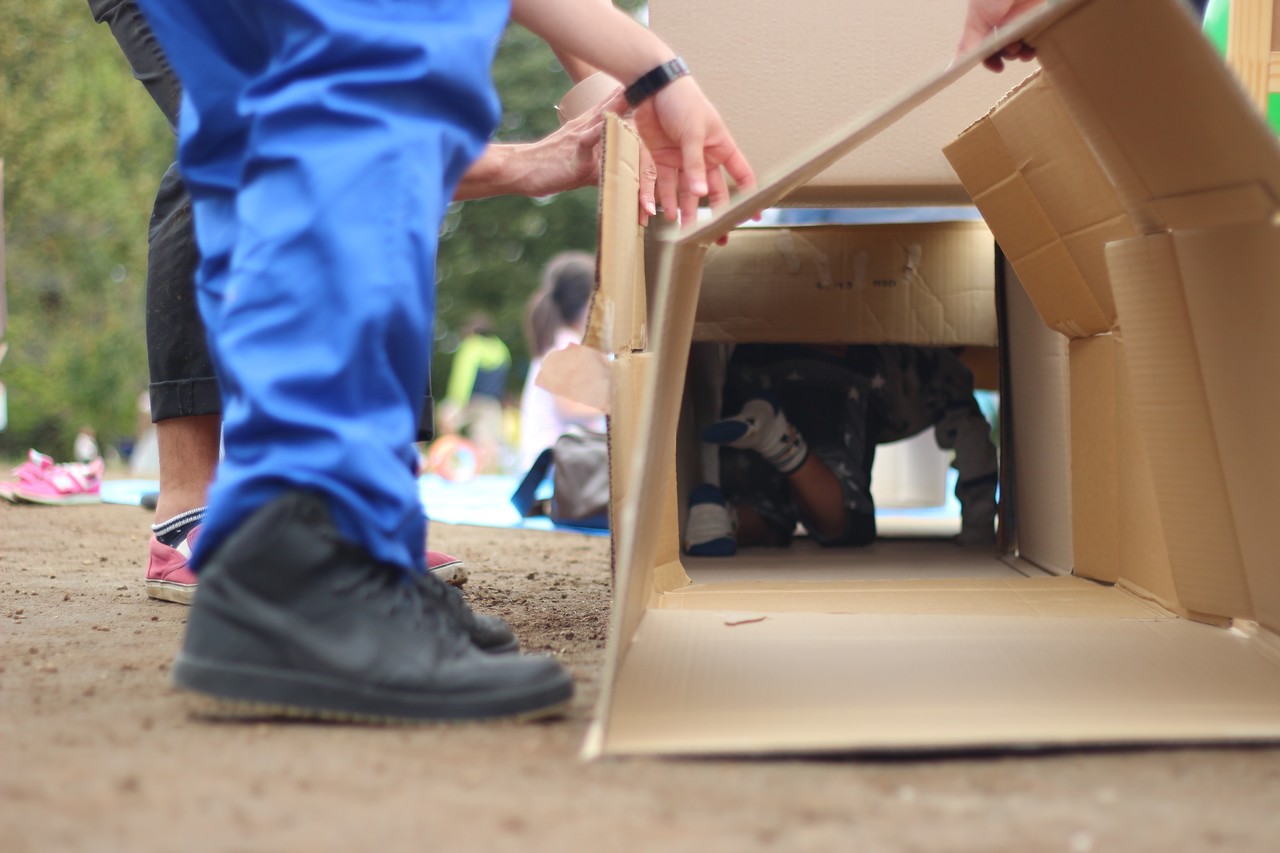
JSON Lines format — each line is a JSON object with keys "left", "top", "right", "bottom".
{"left": 413, "top": 571, "right": 480, "bottom": 633}
{"left": 328, "top": 541, "right": 472, "bottom": 649}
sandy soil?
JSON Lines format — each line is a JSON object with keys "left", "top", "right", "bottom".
{"left": 4, "top": 496, "right": 1280, "bottom": 852}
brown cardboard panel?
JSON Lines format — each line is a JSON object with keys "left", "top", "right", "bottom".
{"left": 693, "top": 223, "right": 997, "bottom": 346}
{"left": 649, "top": 0, "right": 1037, "bottom": 205}
{"left": 668, "top": 1, "right": 1093, "bottom": 248}
{"left": 601, "top": 609, "right": 1280, "bottom": 755}
{"left": 1004, "top": 263, "right": 1073, "bottom": 575}
{"left": 958, "top": 346, "right": 999, "bottom": 391}
{"left": 1173, "top": 223, "right": 1280, "bottom": 635}
{"left": 609, "top": 352, "right": 687, "bottom": 645}
{"left": 1068, "top": 335, "right": 1178, "bottom": 600}
{"left": 1106, "top": 234, "right": 1253, "bottom": 622}
{"left": 1113, "top": 339, "right": 1179, "bottom": 608}
{"left": 535, "top": 344, "right": 612, "bottom": 415}
{"left": 661, "top": 576, "right": 1173, "bottom": 620}
{"left": 1068, "top": 336, "right": 1120, "bottom": 583}
{"left": 592, "top": 0, "right": 1280, "bottom": 758}
{"left": 943, "top": 72, "right": 1135, "bottom": 338}
{"left": 1036, "top": 0, "right": 1280, "bottom": 234}
{"left": 587, "top": 116, "right": 646, "bottom": 356}
{"left": 684, "top": 539, "right": 1033, "bottom": 585}
{"left": 608, "top": 240, "right": 707, "bottom": 652}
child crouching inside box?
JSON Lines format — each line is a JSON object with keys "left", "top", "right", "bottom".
{"left": 685, "top": 344, "right": 998, "bottom": 556}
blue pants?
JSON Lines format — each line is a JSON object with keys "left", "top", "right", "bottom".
{"left": 135, "top": 0, "right": 510, "bottom": 572}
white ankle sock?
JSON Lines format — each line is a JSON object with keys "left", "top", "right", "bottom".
{"left": 704, "top": 397, "right": 809, "bottom": 474}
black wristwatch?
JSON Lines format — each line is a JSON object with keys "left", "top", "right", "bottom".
{"left": 623, "top": 57, "right": 691, "bottom": 108}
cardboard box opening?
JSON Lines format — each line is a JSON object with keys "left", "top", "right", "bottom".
{"left": 583, "top": 0, "right": 1280, "bottom": 758}
{"left": 668, "top": 220, "right": 1014, "bottom": 586}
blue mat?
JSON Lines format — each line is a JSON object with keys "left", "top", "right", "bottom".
{"left": 101, "top": 479, "right": 160, "bottom": 507}
{"left": 100, "top": 475, "right": 605, "bottom": 537}
{"left": 419, "top": 473, "right": 608, "bottom": 536}
{"left": 102, "top": 472, "right": 965, "bottom": 537}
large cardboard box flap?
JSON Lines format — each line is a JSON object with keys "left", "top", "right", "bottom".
{"left": 1031, "top": 0, "right": 1280, "bottom": 234}
{"left": 943, "top": 73, "right": 1136, "bottom": 338}
{"left": 649, "top": 0, "right": 1038, "bottom": 206}
{"left": 587, "top": 0, "right": 1280, "bottom": 758}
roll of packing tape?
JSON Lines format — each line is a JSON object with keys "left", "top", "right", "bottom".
{"left": 556, "top": 71, "right": 623, "bottom": 126}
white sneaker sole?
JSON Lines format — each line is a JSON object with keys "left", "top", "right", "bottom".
{"left": 428, "top": 560, "right": 468, "bottom": 587}
{"left": 146, "top": 579, "right": 197, "bottom": 605}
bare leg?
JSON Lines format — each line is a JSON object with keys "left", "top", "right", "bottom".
{"left": 784, "top": 454, "right": 846, "bottom": 541}
{"left": 152, "top": 415, "right": 220, "bottom": 523}
{"left": 733, "top": 503, "right": 786, "bottom": 547}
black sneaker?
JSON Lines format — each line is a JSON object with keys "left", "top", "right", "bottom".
{"left": 415, "top": 571, "right": 520, "bottom": 654}
{"left": 172, "top": 491, "right": 572, "bottom": 723}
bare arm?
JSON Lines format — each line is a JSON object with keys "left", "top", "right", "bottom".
{"left": 454, "top": 98, "right": 609, "bottom": 200}
{"left": 510, "top": 0, "right": 754, "bottom": 226}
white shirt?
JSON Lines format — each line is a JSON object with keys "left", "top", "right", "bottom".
{"left": 518, "top": 327, "right": 606, "bottom": 470}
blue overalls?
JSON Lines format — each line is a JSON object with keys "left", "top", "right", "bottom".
{"left": 134, "top": 0, "right": 511, "bottom": 573}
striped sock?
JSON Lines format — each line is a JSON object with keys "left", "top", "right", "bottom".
{"left": 152, "top": 506, "right": 206, "bottom": 548}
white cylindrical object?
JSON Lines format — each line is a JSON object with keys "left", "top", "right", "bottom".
{"left": 870, "top": 429, "right": 951, "bottom": 508}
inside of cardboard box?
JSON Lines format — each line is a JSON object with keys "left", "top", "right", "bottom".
{"left": 591, "top": 0, "right": 1280, "bottom": 758}
{"left": 668, "top": 255, "right": 1058, "bottom": 590}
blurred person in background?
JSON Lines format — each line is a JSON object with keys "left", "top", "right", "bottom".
{"left": 519, "top": 252, "right": 606, "bottom": 471}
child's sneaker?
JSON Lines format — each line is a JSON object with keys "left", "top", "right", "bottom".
{"left": 15, "top": 457, "right": 103, "bottom": 505}
{"left": 684, "top": 483, "right": 738, "bottom": 557}
{"left": 427, "top": 550, "right": 468, "bottom": 586}
{"left": 0, "top": 449, "right": 56, "bottom": 502}
{"left": 146, "top": 524, "right": 201, "bottom": 605}
{"left": 146, "top": 531, "right": 468, "bottom": 607}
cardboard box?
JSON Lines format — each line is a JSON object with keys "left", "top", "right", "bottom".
{"left": 584, "top": 0, "right": 1280, "bottom": 757}
{"left": 649, "top": 0, "right": 1040, "bottom": 205}
{"left": 944, "top": 73, "right": 1137, "bottom": 338}
{"left": 692, "top": 222, "right": 997, "bottom": 346}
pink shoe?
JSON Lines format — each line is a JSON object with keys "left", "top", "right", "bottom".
{"left": 146, "top": 523, "right": 201, "bottom": 605}
{"left": 15, "top": 457, "right": 103, "bottom": 505}
{"left": 427, "top": 549, "right": 468, "bottom": 587}
{"left": 0, "top": 449, "right": 56, "bottom": 502}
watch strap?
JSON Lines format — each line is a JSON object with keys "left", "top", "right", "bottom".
{"left": 623, "top": 57, "right": 691, "bottom": 108}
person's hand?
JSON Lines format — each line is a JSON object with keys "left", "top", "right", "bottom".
{"left": 610, "top": 76, "right": 755, "bottom": 229}
{"left": 636, "top": 143, "right": 658, "bottom": 226}
{"left": 514, "top": 99, "right": 610, "bottom": 197}
{"left": 957, "top": 0, "right": 1043, "bottom": 71}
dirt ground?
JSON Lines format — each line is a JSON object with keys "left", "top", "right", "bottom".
{"left": 3, "top": 495, "right": 1280, "bottom": 852}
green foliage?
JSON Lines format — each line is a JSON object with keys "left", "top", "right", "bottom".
{"left": 0, "top": 3, "right": 641, "bottom": 455}
{"left": 433, "top": 24, "right": 600, "bottom": 398}
{"left": 1, "top": 0, "right": 168, "bottom": 457}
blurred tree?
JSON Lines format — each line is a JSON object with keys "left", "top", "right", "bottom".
{"left": 0, "top": 0, "right": 168, "bottom": 459}
{"left": 0, "top": 1, "right": 644, "bottom": 458}
{"left": 433, "top": 24, "right": 602, "bottom": 400}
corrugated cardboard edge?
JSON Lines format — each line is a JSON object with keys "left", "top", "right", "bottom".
{"left": 584, "top": 0, "right": 1096, "bottom": 761}
{"left": 585, "top": 116, "right": 647, "bottom": 356}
